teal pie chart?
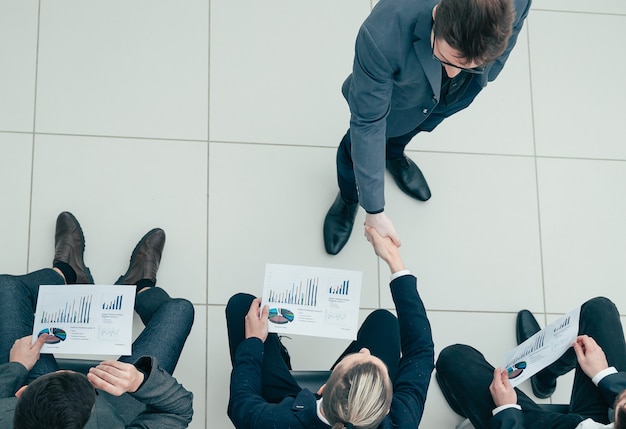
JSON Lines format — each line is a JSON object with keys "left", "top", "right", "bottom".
{"left": 268, "top": 308, "right": 295, "bottom": 325}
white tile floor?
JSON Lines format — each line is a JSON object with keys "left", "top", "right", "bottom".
{"left": 1, "top": 1, "right": 625, "bottom": 428}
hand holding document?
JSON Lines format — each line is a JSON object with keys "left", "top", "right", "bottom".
{"left": 503, "top": 306, "right": 581, "bottom": 387}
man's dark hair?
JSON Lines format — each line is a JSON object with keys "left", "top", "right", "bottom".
{"left": 14, "top": 371, "right": 96, "bottom": 429}
{"left": 433, "top": 0, "right": 515, "bottom": 65}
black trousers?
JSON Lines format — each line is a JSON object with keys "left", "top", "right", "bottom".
{"left": 336, "top": 79, "right": 484, "bottom": 204}
{"left": 436, "top": 297, "right": 626, "bottom": 429}
{"left": 226, "top": 293, "right": 400, "bottom": 403}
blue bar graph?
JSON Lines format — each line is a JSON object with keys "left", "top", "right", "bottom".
{"left": 329, "top": 280, "right": 350, "bottom": 296}
{"left": 102, "top": 295, "right": 124, "bottom": 311}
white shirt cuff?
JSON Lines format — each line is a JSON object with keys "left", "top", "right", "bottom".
{"left": 492, "top": 404, "right": 521, "bottom": 415}
{"left": 390, "top": 270, "right": 411, "bottom": 281}
{"left": 592, "top": 367, "right": 617, "bottom": 386}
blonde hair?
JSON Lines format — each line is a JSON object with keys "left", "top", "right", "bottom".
{"left": 322, "top": 361, "right": 393, "bottom": 429}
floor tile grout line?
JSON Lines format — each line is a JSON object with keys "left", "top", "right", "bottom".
{"left": 205, "top": 1, "right": 211, "bottom": 427}
{"left": 527, "top": 15, "right": 549, "bottom": 324}
{"left": 26, "top": 0, "right": 43, "bottom": 274}
{"left": 530, "top": 8, "right": 626, "bottom": 17}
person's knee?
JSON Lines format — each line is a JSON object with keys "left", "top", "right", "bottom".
{"left": 582, "top": 296, "right": 618, "bottom": 318}
{"left": 226, "top": 293, "right": 256, "bottom": 317}
{"left": 170, "top": 298, "right": 194, "bottom": 316}
{"left": 366, "top": 309, "right": 397, "bottom": 326}
{"left": 436, "top": 344, "right": 474, "bottom": 375}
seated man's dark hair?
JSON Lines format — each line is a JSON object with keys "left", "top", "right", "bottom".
{"left": 433, "top": 0, "right": 515, "bottom": 65}
{"left": 14, "top": 371, "right": 96, "bottom": 429}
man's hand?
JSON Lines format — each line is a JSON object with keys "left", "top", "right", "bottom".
{"left": 87, "top": 360, "right": 145, "bottom": 396}
{"left": 489, "top": 368, "right": 517, "bottom": 407}
{"left": 365, "top": 212, "right": 401, "bottom": 247}
{"left": 364, "top": 225, "right": 405, "bottom": 273}
{"left": 573, "top": 335, "right": 609, "bottom": 379}
{"left": 9, "top": 335, "right": 50, "bottom": 371}
{"left": 245, "top": 298, "right": 269, "bottom": 342}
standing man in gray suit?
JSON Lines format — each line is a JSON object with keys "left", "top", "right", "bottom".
{"left": 323, "top": 0, "right": 531, "bottom": 255}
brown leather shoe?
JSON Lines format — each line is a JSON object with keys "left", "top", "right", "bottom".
{"left": 115, "top": 228, "right": 165, "bottom": 285}
{"left": 54, "top": 212, "right": 94, "bottom": 284}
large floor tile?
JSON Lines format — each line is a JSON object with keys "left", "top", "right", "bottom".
{"left": 538, "top": 158, "right": 626, "bottom": 313}
{"left": 28, "top": 135, "right": 208, "bottom": 304}
{"left": 418, "top": 26, "right": 533, "bottom": 156}
{"left": 209, "top": 0, "right": 370, "bottom": 146}
{"left": 35, "top": 0, "right": 208, "bottom": 140}
{"left": 0, "top": 1, "right": 38, "bottom": 132}
{"left": 207, "top": 142, "right": 380, "bottom": 308}
{"left": 380, "top": 152, "right": 544, "bottom": 312}
{"left": 0, "top": 134, "right": 33, "bottom": 272}
{"left": 530, "top": 11, "right": 626, "bottom": 159}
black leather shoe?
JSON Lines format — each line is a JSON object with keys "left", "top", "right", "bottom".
{"left": 323, "top": 193, "right": 358, "bottom": 255}
{"left": 516, "top": 310, "right": 556, "bottom": 398}
{"left": 54, "top": 212, "right": 94, "bottom": 284}
{"left": 386, "top": 156, "right": 431, "bottom": 201}
{"left": 115, "top": 228, "right": 165, "bottom": 285}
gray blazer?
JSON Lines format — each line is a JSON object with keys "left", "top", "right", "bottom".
{"left": 343, "top": 0, "right": 531, "bottom": 212}
{"left": 0, "top": 357, "right": 193, "bottom": 429}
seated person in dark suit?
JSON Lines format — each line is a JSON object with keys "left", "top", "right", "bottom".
{"left": 226, "top": 226, "right": 434, "bottom": 429}
{"left": 436, "top": 297, "right": 626, "bottom": 429}
{"left": 0, "top": 211, "right": 195, "bottom": 429}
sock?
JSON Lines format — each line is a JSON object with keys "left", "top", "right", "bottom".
{"left": 136, "top": 279, "right": 155, "bottom": 294}
{"left": 53, "top": 261, "right": 76, "bottom": 284}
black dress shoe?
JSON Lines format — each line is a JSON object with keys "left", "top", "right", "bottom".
{"left": 386, "top": 156, "right": 431, "bottom": 201}
{"left": 323, "top": 193, "right": 358, "bottom": 255}
{"left": 516, "top": 310, "right": 557, "bottom": 398}
{"left": 54, "top": 212, "right": 94, "bottom": 284}
{"left": 115, "top": 228, "right": 165, "bottom": 286}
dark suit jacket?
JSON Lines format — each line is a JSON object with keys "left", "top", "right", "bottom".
{"left": 0, "top": 356, "right": 193, "bottom": 429}
{"left": 343, "top": 0, "right": 531, "bottom": 213}
{"left": 491, "top": 373, "right": 626, "bottom": 428}
{"left": 228, "top": 274, "right": 435, "bottom": 428}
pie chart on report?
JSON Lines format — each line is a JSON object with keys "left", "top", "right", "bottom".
{"left": 268, "top": 308, "right": 295, "bottom": 324}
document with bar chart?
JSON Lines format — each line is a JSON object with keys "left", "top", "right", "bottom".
{"left": 32, "top": 285, "right": 135, "bottom": 355}
{"left": 261, "top": 264, "right": 362, "bottom": 340}
{"left": 502, "top": 305, "right": 580, "bottom": 387}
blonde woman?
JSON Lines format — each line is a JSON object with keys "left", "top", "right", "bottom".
{"left": 226, "top": 226, "right": 434, "bottom": 428}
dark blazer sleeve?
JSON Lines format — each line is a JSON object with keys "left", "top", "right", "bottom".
{"left": 490, "top": 407, "right": 526, "bottom": 429}
{"left": 228, "top": 338, "right": 325, "bottom": 429}
{"left": 384, "top": 275, "right": 435, "bottom": 427}
{"left": 0, "top": 362, "right": 28, "bottom": 399}
{"left": 597, "top": 372, "right": 626, "bottom": 407}
{"left": 348, "top": 24, "right": 395, "bottom": 213}
{"left": 125, "top": 356, "right": 194, "bottom": 429}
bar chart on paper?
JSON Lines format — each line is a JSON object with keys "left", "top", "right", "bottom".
{"left": 40, "top": 294, "right": 93, "bottom": 324}
{"left": 267, "top": 277, "right": 319, "bottom": 306}
{"left": 262, "top": 264, "right": 362, "bottom": 340}
{"left": 102, "top": 294, "right": 124, "bottom": 311}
